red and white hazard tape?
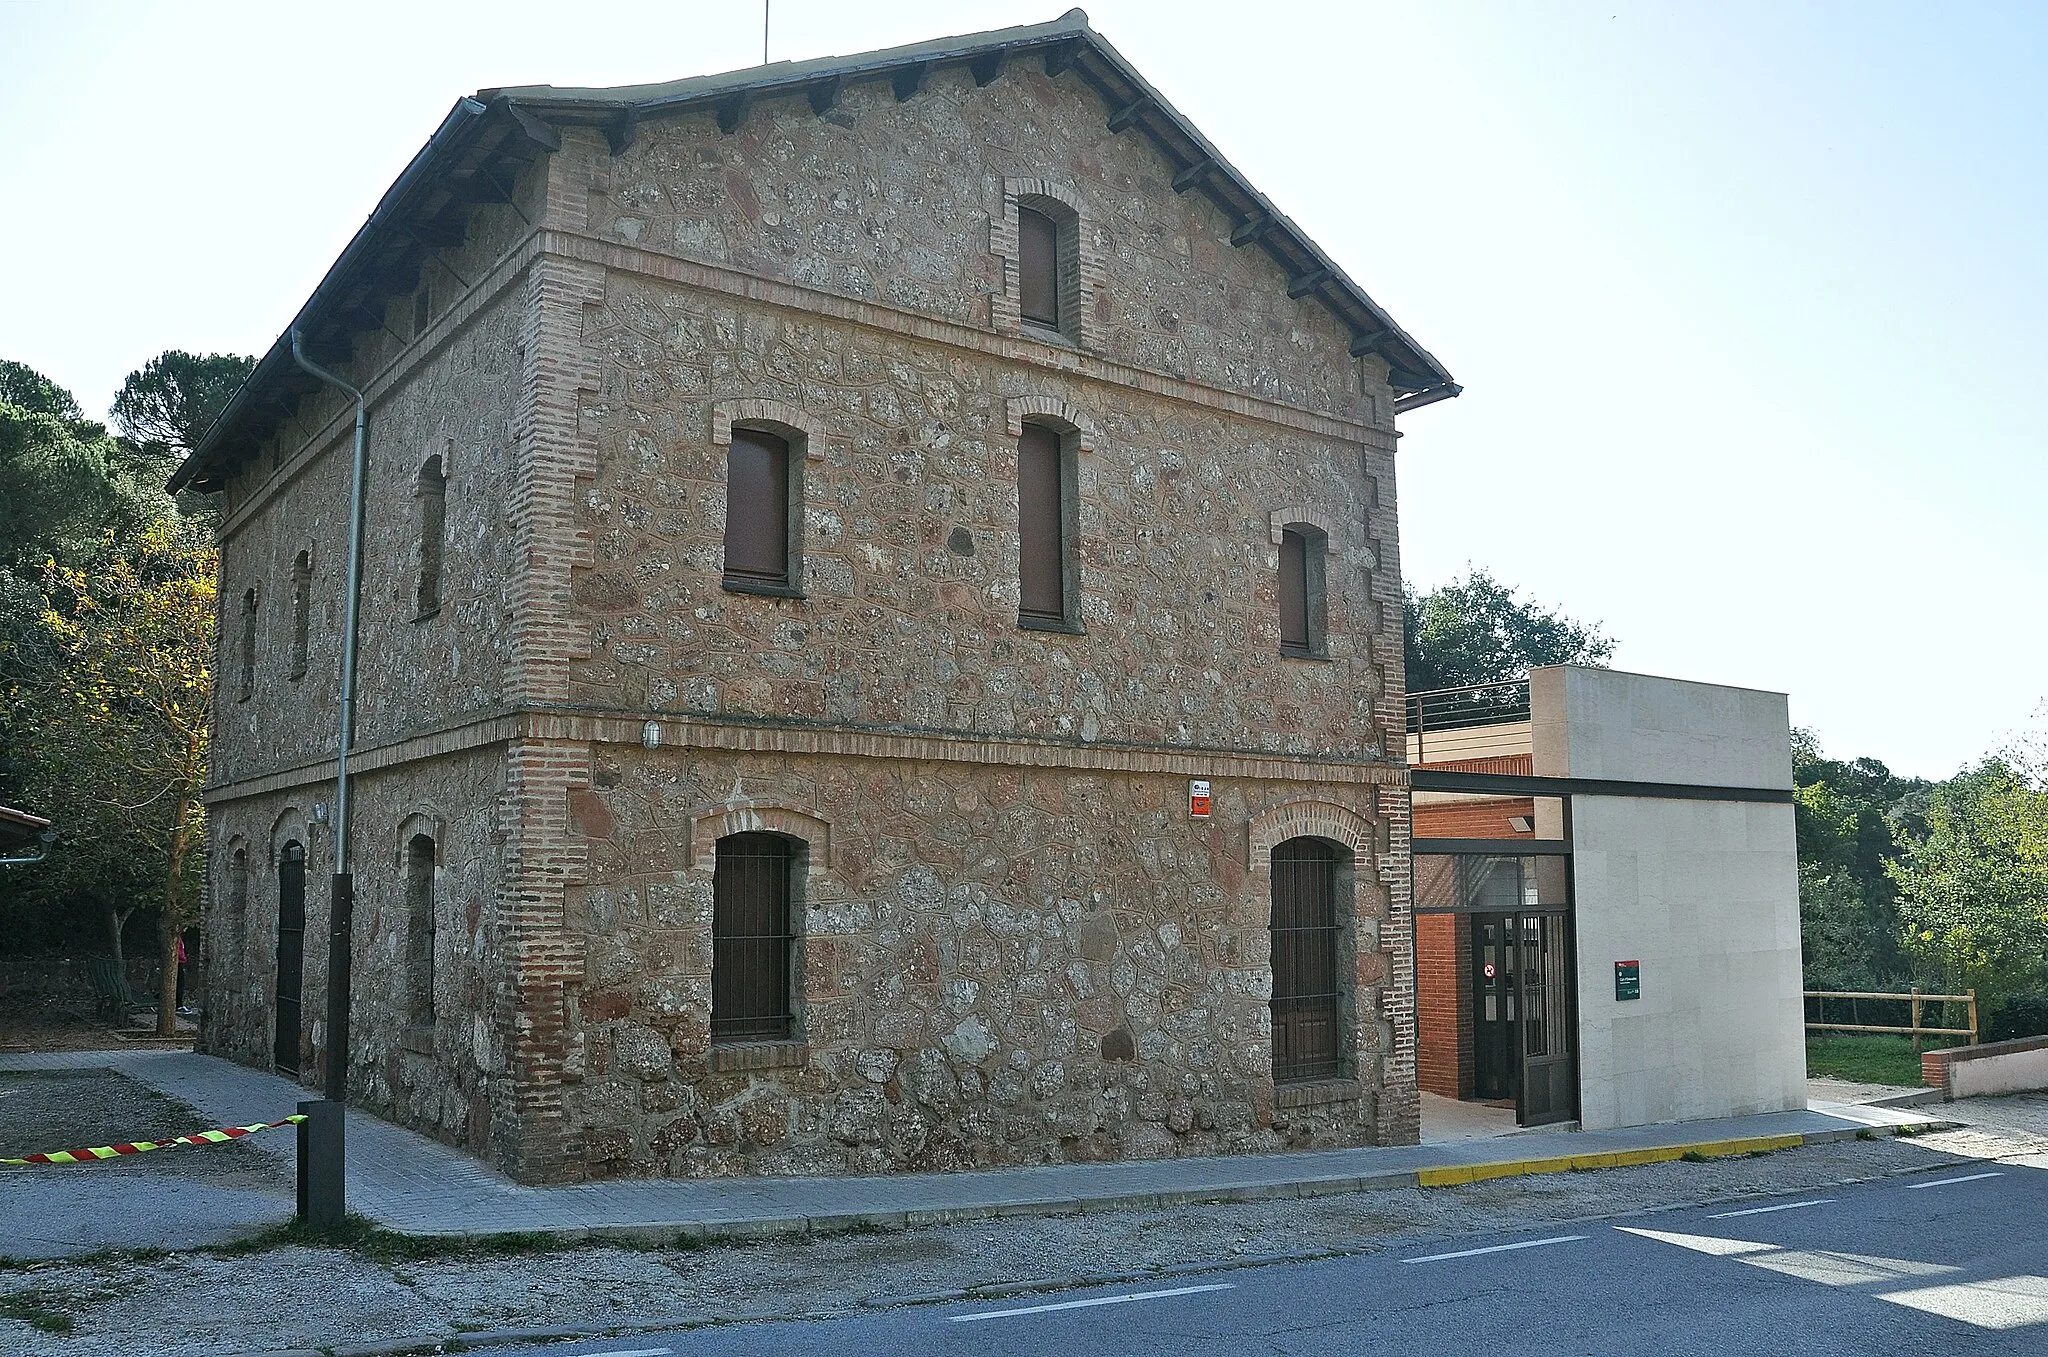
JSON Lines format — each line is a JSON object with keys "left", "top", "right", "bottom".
{"left": 0, "top": 1114, "right": 306, "bottom": 1165}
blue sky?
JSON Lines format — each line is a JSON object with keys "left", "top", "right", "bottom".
{"left": 2, "top": 1, "right": 2041, "bottom": 780}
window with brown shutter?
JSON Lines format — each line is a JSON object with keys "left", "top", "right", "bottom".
{"left": 1017, "top": 423, "right": 1066, "bottom": 624}
{"left": 712, "top": 832, "right": 797, "bottom": 1043}
{"left": 1018, "top": 205, "right": 1060, "bottom": 329}
{"left": 1279, "top": 529, "right": 1311, "bottom": 656}
{"left": 1271, "top": 837, "right": 1343, "bottom": 1083}
{"left": 723, "top": 428, "right": 792, "bottom": 589}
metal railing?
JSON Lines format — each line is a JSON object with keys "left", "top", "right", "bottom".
{"left": 1804, "top": 988, "right": 1979, "bottom": 1050}
{"left": 1406, "top": 680, "right": 1531, "bottom": 765}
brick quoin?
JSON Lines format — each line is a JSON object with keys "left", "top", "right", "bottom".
{"left": 193, "top": 28, "right": 1450, "bottom": 1181}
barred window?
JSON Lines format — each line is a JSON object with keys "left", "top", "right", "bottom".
{"left": 1271, "top": 837, "right": 1343, "bottom": 1083}
{"left": 711, "top": 832, "right": 797, "bottom": 1043}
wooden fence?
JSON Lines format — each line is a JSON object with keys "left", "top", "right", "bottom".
{"left": 1803, "top": 988, "right": 1978, "bottom": 1050}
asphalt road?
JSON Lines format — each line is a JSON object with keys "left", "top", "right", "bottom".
{"left": 500, "top": 1162, "right": 2048, "bottom": 1357}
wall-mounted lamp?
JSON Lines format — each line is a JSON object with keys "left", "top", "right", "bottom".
{"left": 1508, "top": 814, "right": 1535, "bottom": 834}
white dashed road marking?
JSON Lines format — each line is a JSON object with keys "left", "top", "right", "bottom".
{"left": 1403, "top": 1235, "right": 1589, "bottom": 1264}
{"left": 949, "top": 1283, "right": 1235, "bottom": 1323}
{"left": 1708, "top": 1199, "right": 1835, "bottom": 1218}
{"left": 1906, "top": 1172, "right": 2005, "bottom": 1190}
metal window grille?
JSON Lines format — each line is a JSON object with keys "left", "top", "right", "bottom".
{"left": 1271, "top": 837, "right": 1343, "bottom": 1083}
{"left": 723, "top": 430, "right": 791, "bottom": 586}
{"left": 712, "top": 832, "right": 797, "bottom": 1043}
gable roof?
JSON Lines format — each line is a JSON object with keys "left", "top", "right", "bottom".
{"left": 174, "top": 9, "right": 1455, "bottom": 494}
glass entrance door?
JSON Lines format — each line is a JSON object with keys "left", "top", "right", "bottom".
{"left": 1471, "top": 913, "right": 1516, "bottom": 1101}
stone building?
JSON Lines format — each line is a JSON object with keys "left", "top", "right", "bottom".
{"left": 179, "top": 11, "right": 1462, "bottom": 1183}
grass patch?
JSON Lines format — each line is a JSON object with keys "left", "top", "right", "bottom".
{"left": 1806, "top": 1034, "right": 1955, "bottom": 1087}
{"left": 1679, "top": 1150, "right": 1711, "bottom": 1163}
{"left": 0, "top": 1288, "right": 74, "bottom": 1334}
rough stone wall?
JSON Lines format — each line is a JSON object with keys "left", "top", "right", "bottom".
{"left": 586, "top": 63, "right": 1389, "bottom": 425}
{"left": 570, "top": 278, "right": 1398, "bottom": 756}
{"left": 559, "top": 748, "right": 1393, "bottom": 1177}
{"left": 207, "top": 275, "right": 533, "bottom": 785}
{"left": 198, "top": 746, "right": 511, "bottom": 1153}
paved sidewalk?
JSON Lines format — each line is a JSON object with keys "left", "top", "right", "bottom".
{"left": 0, "top": 1049, "right": 1944, "bottom": 1255}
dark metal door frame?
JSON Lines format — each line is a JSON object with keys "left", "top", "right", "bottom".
{"left": 274, "top": 843, "right": 305, "bottom": 1076}
{"left": 1413, "top": 836, "right": 1580, "bottom": 1127}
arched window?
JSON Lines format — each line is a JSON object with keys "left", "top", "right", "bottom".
{"left": 288, "top": 551, "right": 312, "bottom": 680}
{"left": 711, "top": 832, "right": 799, "bottom": 1043}
{"left": 1270, "top": 837, "right": 1343, "bottom": 1083}
{"left": 416, "top": 455, "right": 447, "bottom": 618}
{"left": 237, "top": 586, "right": 258, "bottom": 701}
{"left": 1277, "top": 525, "right": 1328, "bottom": 659}
{"left": 1017, "top": 422, "right": 1077, "bottom": 629}
{"left": 1018, "top": 205, "right": 1061, "bottom": 329}
{"left": 722, "top": 428, "right": 795, "bottom": 593}
{"left": 404, "top": 833, "right": 436, "bottom": 1027}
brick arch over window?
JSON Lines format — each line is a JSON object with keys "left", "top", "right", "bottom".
{"left": 392, "top": 811, "right": 446, "bottom": 869}
{"left": 711, "top": 399, "right": 827, "bottom": 462}
{"left": 993, "top": 177, "right": 1100, "bottom": 348}
{"left": 1004, "top": 396, "right": 1098, "bottom": 453}
{"left": 1246, "top": 800, "right": 1374, "bottom": 871}
{"left": 690, "top": 803, "right": 833, "bottom": 872}
{"left": 1268, "top": 507, "right": 1342, "bottom": 553}
{"left": 268, "top": 807, "right": 313, "bottom": 869}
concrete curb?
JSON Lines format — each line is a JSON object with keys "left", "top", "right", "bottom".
{"left": 368, "top": 1118, "right": 1957, "bottom": 1248}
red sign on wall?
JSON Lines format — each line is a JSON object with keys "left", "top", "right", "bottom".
{"left": 1189, "top": 779, "right": 1211, "bottom": 818}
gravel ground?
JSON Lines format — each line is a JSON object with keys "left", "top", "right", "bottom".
{"left": 0, "top": 1071, "right": 288, "bottom": 1191}
{"left": 0, "top": 1132, "right": 1992, "bottom": 1357}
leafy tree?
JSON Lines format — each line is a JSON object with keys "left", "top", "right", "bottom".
{"left": 1404, "top": 567, "right": 1614, "bottom": 691}
{"left": 0, "top": 400, "right": 169, "bottom": 580}
{"left": 1790, "top": 729, "right": 1929, "bottom": 990}
{"left": 1889, "top": 760, "right": 2048, "bottom": 1015}
{"left": 0, "top": 359, "right": 85, "bottom": 423}
{"left": 7, "top": 521, "right": 216, "bottom": 1033}
{"left": 109, "top": 350, "right": 255, "bottom": 463}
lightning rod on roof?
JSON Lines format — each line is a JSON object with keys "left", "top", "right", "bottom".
{"left": 763, "top": 0, "right": 770, "bottom": 65}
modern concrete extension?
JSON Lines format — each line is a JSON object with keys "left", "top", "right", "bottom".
{"left": 0, "top": 1050, "right": 1939, "bottom": 1259}
{"left": 1411, "top": 665, "right": 1807, "bottom": 1136}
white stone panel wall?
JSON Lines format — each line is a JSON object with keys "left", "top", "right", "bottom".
{"left": 1534, "top": 666, "right": 1806, "bottom": 1130}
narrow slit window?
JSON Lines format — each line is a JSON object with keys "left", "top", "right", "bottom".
{"left": 711, "top": 832, "right": 797, "bottom": 1043}
{"left": 1018, "top": 206, "right": 1060, "bottom": 329}
{"left": 1017, "top": 423, "right": 1066, "bottom": 623}
{"left": 237, "top": 587, "right": 257, "bottom": 701}
{"left": 723, "top": 428, "right": 792, "bottom": 589}
{"left": 1279, "top": 529, "right": 1311, "bottom": 656}
{"left": 416, "top": 455, "right": 446, "bottom": 617}
{"left": 405, "top": 834, "right": 436, "bottom": 1027}
{"left": 289, "top": 551, "right": 311, "bottom": 680}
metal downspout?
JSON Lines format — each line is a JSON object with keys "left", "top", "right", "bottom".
{"left": 288, "top": 329, "right": 367, "bottom": 1225}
